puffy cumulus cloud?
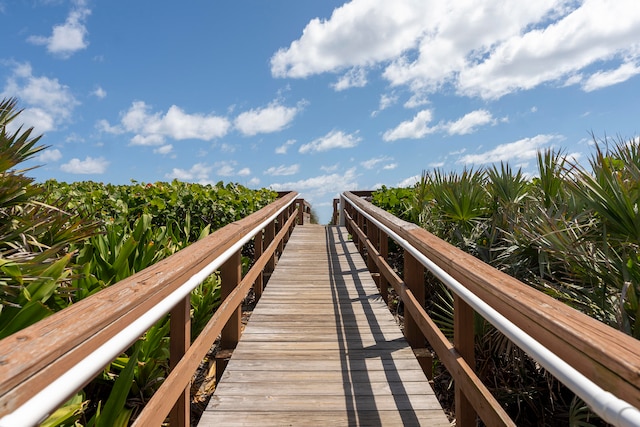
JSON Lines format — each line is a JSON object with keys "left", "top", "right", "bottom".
{"left": 36, "top": 148, "right": 63, "bottom": 163}
{"left": 299, "top": 130, "right": 361, "bottom": 153}
{"left": 272, "top": 0, "right": 640, "bottom": 99}
{"left": 153, "top": 144, "right": 173, "bottom": 155}
{"left": 27, "top": 0, "right": 91, "bottom": 58}
{"left": 1, "top": 62, "right": 79, "bottom": 133}
{"left": 102, "top": 101, "right": 230, "bottom": 145}
{"left": 61, "top": 156, "right": 108, "bottom": 174}
{"left": 457, "top": 134, "right": 562, "bottom": 165}
{"left": 91, "top": 86, "right": 106, "bottom": 98}
{"left": 383, "top": 109, "right": 434, "bottom": 141}
{"left": 166, "top": 163, "right": 213, "bottom": 182}
{"left": 264, "top": 164, "right": 300, "bottom": 176}
{"left": 442, "top": 109, "right": 496, "bottom": 135}
{"left": 397, "top": 174, "right": 421, "bottom": 187}
{"left": 582, "top": 62, "right": 640, "bottom": 92}
{"left": 384, "top": 109, "right": 498, "bottom": 141}
{"left": 275, "top": 139, "right": 296, "bottom": 154}
{"left": 360, "top": 156, "right": 393, "bottom": 170}
{"left": 271, "top": 0, "right": 429, "bottom": 78}
{"left": 332, "top": 67, "right": 368, "bottom": 91}
{"left": 234, "top": 101, "right": 303, "bottom": 136}
{"left": 269, "top": 168, "right": 359, "bottom": 200}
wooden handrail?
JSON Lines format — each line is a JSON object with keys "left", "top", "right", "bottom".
{"left": 340, "top": 191, "right": 640, "bottom": 426}
{"left": 0, "top": 192, "right": 305, "bottom": 426}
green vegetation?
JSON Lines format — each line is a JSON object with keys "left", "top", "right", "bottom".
{"left": 372, "top": 138, "right": 640, "bottom": 425}
{"left": 0, "top": 98, "right": 278, "bottom": 425}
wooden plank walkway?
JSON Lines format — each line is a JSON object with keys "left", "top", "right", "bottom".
{"left": 199, "top": 225, "right": 450, "bottom": 426}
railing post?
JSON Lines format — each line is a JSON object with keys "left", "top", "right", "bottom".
{"left": 339, "top": 194, "right": 346, "bottom": 226}
{"left": 264, "top": 220, "right": 276, "bottom": 274}
{"left": 356, "top": 211, "right": 364, "bottom": 254}
{"left": 220, "top": 249, "right": 242, "bottom": 350}
{"left": 455, "top": 295, "right": 477, "bottom": 426}
{"left": 254, "top": 230, "right": 264, "bottom": 300}
{"left": 403, "top": 252, "right": 425, "bottom": 349}
{"left": 276, "top": 211, "right": 285, "bottom": 256}
{"left": 297, "top": 199, "right": 304, "bottom": 225}
{"left": 169, "top": 296, "right": 190, "bottom": 427}
{"left": 378, "top": 229, "right": 389, "bottom": 304}
{"left": 367, "top": 220, "right": 379, "bottom": 290}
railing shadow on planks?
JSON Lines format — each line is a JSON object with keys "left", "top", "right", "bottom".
{"left": 0, "top": 192, "right": 308, "bottom": 427}
{"left": 335, "top": 191, "right": 640, "bottom": 427}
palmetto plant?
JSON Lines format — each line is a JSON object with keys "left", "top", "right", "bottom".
{"left": 0, "top": 98, "right": 96, "bottom": 338}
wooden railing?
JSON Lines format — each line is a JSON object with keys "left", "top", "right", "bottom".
{"left": 0, "top": 192, "right": 307, "bottom": 427}
{"left": 337, "top": 191, "right": 640, "bottom": 427}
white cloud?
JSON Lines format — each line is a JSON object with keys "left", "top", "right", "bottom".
{"left": 383, "top": 163, "right": 398, "bottom": 170}
{"left": 457, "top": 134, "right": 561, "bottom": 165}
{"left": 61, "top": 156, "right": 108, "bottom": 174}
{"left": 272, "top": 0, "right": 640, "bottom": 100}
{"left": 265, "top": 164, "right": 300, "bottom": 176}
{"left": 248, "top": 177, "right": 261, "bottom": 186}
{"left": 269, "top": 168, "right": 359, "bottom": 199}
{"left": 96, "top": 119, "right": 123, "bottom": 134}
{"left": 27, "top": 0, "right": 91, "bottom": 58}
{"left": 103, "top": 101, "right": 230, "bottom": 145}
{"left": 36, "top": 148, "right": 62, "bottom": 163}
{"left": 442, "top": 109, "right": 496, "bottom": 135}
{"left": 91, "top": 86, "right": 106, "bottom": 98}
{"left": 582, "top": 61, "right": 640, "bottom": 92}
{"left": 166, "top": 163, "right": 213, "bottom": 181}
{"left": 320, "top": 164, "right": 339, "bottom": 173}
{"left": 271, "top": 1, "right": 429, "bottom": 78}
{"left": 361, "top": 156, "right": 393, "bottom": 170}
{"left": 332, "top": 67, "right": 367, "bottom": 91}
{"left": 397, "top": 174, "right": 420, "bottom": 187}
{"left": 275, "top": 139, "right": 296, "bottom": 154}
{"left": 153, "top": 144, "right": 173, "bottom": 155}
{"left": 371, "top": 93, "right": 398, "bottom": 117}
{"left": 234, "top": 101, "right": 302, "bottom": 136}
{"left": 383, "top": 109, "right": 434, "bottom": 141}
{"left": 238, "top": 167, "right": 251, "bottom": 176}
{"left": 1, "top": 63, "right": 79, "bottom": 133}
{"left": 299, "top": 130, "right": 361, "bottom": 153}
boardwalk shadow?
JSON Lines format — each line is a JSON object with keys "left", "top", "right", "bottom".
{"left": 326, "top": 225, "right": 421, "bottom": 426}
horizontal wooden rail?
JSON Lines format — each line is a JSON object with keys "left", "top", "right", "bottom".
{"left": 339, "top": 191, "right": 640, "bottom": 427}
{"left": 0, "top": 192, "right": 306, "bottom": 426}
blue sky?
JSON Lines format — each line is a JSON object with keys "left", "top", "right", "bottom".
{"left": 2, "top": 0, "right": 640, "bottom": 223}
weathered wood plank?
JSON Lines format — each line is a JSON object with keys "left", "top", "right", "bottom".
{"left": 199, "top": 225, "right": 449, "bottom": 427}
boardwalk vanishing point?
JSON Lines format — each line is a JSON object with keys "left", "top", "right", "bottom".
{"left": 199, "top": 224, "right": 450, "bottom": 426}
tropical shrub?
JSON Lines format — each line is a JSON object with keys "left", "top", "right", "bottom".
{"left": 371, "top": 137, "right": 640, "bottom": 425}
{"left": 0, "top": 97, "right": 279, "bottom": 425}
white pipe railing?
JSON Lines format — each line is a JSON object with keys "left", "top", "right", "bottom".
{"left": 0, "top": 197, "right": 297, "bottom": 427}
{"left": 343, "top": 193, "right": 640, "bottom": 427}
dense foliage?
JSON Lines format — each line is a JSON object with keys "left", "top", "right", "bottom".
{"left": 372, "top": 139, "right": 640, "bottom": 425}
{"left": 0, "top": 98, "right": 278, "bottom": 425}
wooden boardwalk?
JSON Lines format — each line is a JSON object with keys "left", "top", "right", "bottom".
{"left": 199, "top": 225, "right": 450, "bottom": 426}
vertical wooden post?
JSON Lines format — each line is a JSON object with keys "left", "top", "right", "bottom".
{"left": 367, "top": 221, "right": 380, "bottom": 290}
{"left": 169, "top": 296, "right": 191, "bottom": 427}
{"left": 404, "top": 253, "right": 433, "bottom": 380}
{"left": 356, "top": 212, "right": 365, "bottom": 253}
{"left": 455, "top": 295, "right": 477, "bottom": 426}
{"left": 403, "top": 252, "right": 425, "bottom": 349}
{"left": 276, "top": 212, "right": 284, "bottom": 256}
{"left": 254, "top": 230, "right": 264, "bottom": 301}
{"left": 298, "top": 199, "right": 304, "bottom": 225}
{"left": 264, "top": 220, "right": 276, "bottom": 274}
{"left": 332, "top": 198, "right": 339, "bottom": 225}
{"left": 220, "top": 250, "right": 241, "bottom": 350}
{"left": 379, "top": 230, "right": 389, "bottom": 304}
